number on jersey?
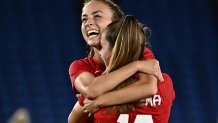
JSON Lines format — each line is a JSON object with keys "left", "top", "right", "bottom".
{"left": 117, "top": 114, "right": 153, "bottom": 123}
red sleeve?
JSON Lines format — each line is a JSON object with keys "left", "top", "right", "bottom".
{"left": 69, "top": 60, "right": 92, "bottom": 94}
{"left": 154, "top": 73, "right": 175, "bottom": 122}
{"left": 78, "top": 95, "right": 86, "bottom": 106}
{"left": 143, "top": 48, "right": 155, "bottom": 60}
{"left": 158, "top": 73, "right": 175, "bottom": 103}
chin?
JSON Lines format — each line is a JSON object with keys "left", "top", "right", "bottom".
{"left": 89, "top": 43, "right": 99, "bottom": 48}
{"left": 89, "top": 43, "right": 101, "bottom": 50}
{"left": 88, "top": 40, "right": 99, "bottom": 45}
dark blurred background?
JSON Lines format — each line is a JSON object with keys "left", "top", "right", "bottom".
{"left": 0, "top": 0, "right": 217, "bottom": 123}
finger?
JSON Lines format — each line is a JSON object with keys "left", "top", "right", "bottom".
{"left": 83, "top": 99, "right": 87, "bottom": 104}
{"left": 156, "top": 66, "right": 164, "bottom": 82}
{"left": 158, "top": 73, "right": 164, "bottom": 82}
{"left": 83, "top": 106, "right": 87, "bottom": 111}
{"left": 84, "top": 98, "right": 90, "bottom": 104}
{"left": 88, "top": 113, "right": 92, "bottom": 117}
{"left": 83, "top": 107, "right": 86, "bottom": 111}
{"left": 76, "top": 94, "right": 81, "bottom": 98}
{"left": 84, "top": 109, "right": 88, "bottom": 113}
{"left": 155, "top": 69, "right": 162, "bottom": 82}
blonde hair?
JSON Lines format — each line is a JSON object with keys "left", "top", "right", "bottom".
{"left": 104, "top": 15, "right": 150, "bottom": 113}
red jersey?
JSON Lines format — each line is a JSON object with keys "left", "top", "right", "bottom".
{"left": 94, "top": 73, "right": 175, "bottom": 123}
{"left": 69, "top": 48, "right": 155, "bottom": 103}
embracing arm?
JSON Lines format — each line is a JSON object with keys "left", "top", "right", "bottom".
{"left": 83, "top": 73, "right": 158, "bottom": 113}
{"left": 74, "top": 60, "right": 162, "bottom": 99}
{"left": 68, "top": 101, "right": 89, "bottom": 123}
{"left": 98, "top": 74, "right": 157, "bottom": 106}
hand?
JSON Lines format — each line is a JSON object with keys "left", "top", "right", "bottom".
{"left": 76, "top": 94, "right": 81, "bottom": 99}
{"left": 83, "top": 98, "right": 100, "bottom": 115}
{"left": 137, "top": 59, "right": 164, "bottom": 81}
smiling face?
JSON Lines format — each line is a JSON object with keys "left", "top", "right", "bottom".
{"left": 81, "top": 1, "right": 113, "bottom": 49}
{"left": 99, "top": 29, "right": 111, "bottom": 66}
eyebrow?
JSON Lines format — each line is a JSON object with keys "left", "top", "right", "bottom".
{"left": 82, "top": 10, "right": 103, "bottom": 17}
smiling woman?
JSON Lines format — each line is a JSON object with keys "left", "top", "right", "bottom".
{"left": 81, "top": 1, "right": 114, "bottom": 50}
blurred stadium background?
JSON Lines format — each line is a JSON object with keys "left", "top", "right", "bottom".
{"left": 0, "top": 0, "right": 217, "bottom": 123}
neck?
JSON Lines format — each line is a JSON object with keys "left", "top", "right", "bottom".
{"left": 93, "top": 47, "right": 104, "bottom": 64}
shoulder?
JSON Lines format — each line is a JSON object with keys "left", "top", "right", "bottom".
{"left": 69, "top": 56, "right": 105, "bottom": 78}
{"left": 158, "top": 73, "right": 176, "bottom": 102}
{"left": 70, "top": 57, "right": 92, "bottom": 67}
{"left": 69, "top": 57, "right": 94, "bottom": 72}
{"left": 143, "top": 48, "right": 155, "bottom": 60}
{"left": 68, "top": 57, "right": 96, "bottom": 94}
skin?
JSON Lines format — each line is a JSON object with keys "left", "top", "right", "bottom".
{"left": 98, "top": 29, "right": 111, "bottom": 66}
{"left": 68, "top": 1, "right": 163, "bottom": 123}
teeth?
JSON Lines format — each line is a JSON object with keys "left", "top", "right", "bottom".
{"left": 88, "top": 30, "right": 99, "bottom": 36}
{"left": 88, "top": 30, "right": 98, "bottom": 34}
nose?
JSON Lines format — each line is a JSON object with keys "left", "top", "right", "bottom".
{"left": 86, "top": 18, "right": 94, "bottom": 26}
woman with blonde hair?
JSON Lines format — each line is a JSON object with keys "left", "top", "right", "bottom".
{"left": 83, "top": 15, "right": 175, "bottom": 123}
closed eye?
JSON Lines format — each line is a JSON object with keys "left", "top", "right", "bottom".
{"left": 94, "top": 14, "right": 102, "bottom": 20}
{"left": 81, "top": 17, "right": 87, "bottom": 22}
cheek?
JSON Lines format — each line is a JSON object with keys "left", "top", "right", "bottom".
{"left": 81, "top": 25, "right": 87, "bottom": 38}
{"left": 99, "top": 50, "right": 107, "bottom": 63}
{"left": 98, "top": 21, "right": 112, "bottom": 32}
{"left": 104, "top": 50, "right": 111, "bottom": 63}
{"left": 101, "top": 51, "right": 107, "bottom": 61}
{"left": 106, "top": 52, "right": 111, "bottom": 61}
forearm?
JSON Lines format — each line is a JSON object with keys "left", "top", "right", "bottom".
{"left": 85, "top": 61, "right": 139, "bottom": 98}
{"left": 76, "top": 60, "right": 162, "bottom": 99}
{"left": 68, "top": 101, "right": 89, "bottom": 123}
{"left": 94, "top": 75, "right": 157, "bottom": 107}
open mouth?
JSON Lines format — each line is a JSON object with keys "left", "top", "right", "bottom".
{"left": 88, "top": 30, "right": 99, "bottom": 38}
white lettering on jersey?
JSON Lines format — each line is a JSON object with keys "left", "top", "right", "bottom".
{"left": 145, "top": 97, "right": 153, "bottom": 106}
{"left": 153, "top": 95, "right": 161, "bottom": 106}
{"left": 144, "top": 94, "right": 162, "bottom": 106}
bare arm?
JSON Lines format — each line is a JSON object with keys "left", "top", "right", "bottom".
{"left": 68, "top": 101, "right": 89, "bottom": 123}
{"left": 75, "top": 59, "right": 162, "bottom": 99}
{"left": 83, "top": 73, "right": 158, "bottom": 113}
